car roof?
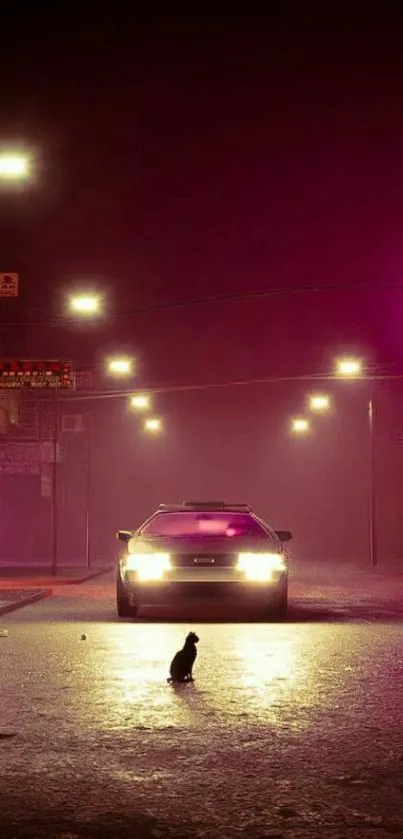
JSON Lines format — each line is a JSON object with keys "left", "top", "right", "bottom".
{"left": 157, "top": 501, "right": 252, "bottom": 513}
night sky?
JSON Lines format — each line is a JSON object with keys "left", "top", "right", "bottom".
{"left": 1, "top": 11, "right": 403, "bottom": 564}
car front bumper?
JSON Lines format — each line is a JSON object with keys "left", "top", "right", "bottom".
{"left": 120, "top": 568, "right": 287, "bottom": 606}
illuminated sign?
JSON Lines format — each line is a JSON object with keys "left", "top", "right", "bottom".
{"left": 0, "top": 359, "right": 74, "bottom": 389}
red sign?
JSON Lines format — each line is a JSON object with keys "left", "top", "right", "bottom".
{"left": 0, "top": 359, "right": 74, "bottom": 389}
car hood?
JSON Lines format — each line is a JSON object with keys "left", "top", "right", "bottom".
{"left": 131, "top": 535, "right": 278, "bottom": 554}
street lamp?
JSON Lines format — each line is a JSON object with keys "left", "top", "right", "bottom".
{"left": 144, "top": 417, "right": 162, "bottom": 433}
{"left": 107, "top": 357, "right": 133, "bottom": 376}
{"left": 69, "top": 294, "right": 101, "bottom": 316}
{"left": 309, "top": 394, "right": 330, "bottom": 412}
{"left": 335, "top": 355, "right": 377, "bottom": 567}
{"left": 291, "top": 417, "right": 310, "bottom": 434}
{"left": 131, "top": 394, "right": 150, "bottom": 410}
{"left": 335, "top": 357, "right": 362, "bottom": 377}
{"left": 336, "top": 355, "right": 376, "bottom": 566}
{"left": 0, "top": 153, "right": 30, "bottom": 180}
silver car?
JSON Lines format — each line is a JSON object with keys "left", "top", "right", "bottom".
{"left": 116, "top": 501, "right": 292, "bottom": 619}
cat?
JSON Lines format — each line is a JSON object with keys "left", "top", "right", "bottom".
{"left": 167, "top": 631, "right": 199, "bottom": 683}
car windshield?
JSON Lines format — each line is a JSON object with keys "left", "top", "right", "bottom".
{"left": 139, "top": 511, "right": 269, "bottom": 538}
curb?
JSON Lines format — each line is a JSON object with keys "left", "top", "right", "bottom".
{"left": 53, "top": 567, "right": 113, "bottom": 585}
{"left": 0, "top": 567, "right": 113, "bottom": 588}
{"left": 0, "top": 589, "right": 52, "bottom": 617}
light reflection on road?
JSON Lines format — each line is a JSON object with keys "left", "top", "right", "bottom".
{"left": 76, "top": 623, "right": 328, "bottom": 735}
{"left": 3, "top": 574, "right": 403, "bottom": 836}
{"left": 1, "top": 607, "right": 364, "bottom": 744}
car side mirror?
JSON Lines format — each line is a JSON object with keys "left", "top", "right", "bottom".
{"left": 116, "top": 530, "right": 132, "bottom": 543}
{"left": 275, "top": 530, "right": 292, "bottom": 543}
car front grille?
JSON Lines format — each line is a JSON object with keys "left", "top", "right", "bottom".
{"left": 171, "top": 552, "right": 237, "bottom": 568}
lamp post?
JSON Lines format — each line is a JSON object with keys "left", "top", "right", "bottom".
{"left": 82, "top": 354, "right": 136, "bottom": 564}
{"left": 107, "top": 357, "right": 133, "bottom": 376}
{"left": 85, "top": 408, "right": 92, "bottom": 569}
{"left": 335, "top": 357, "right": 362, "bottom": 377}
{"left": 368, "top": 388, "right": 377, "bottom": 568}
{"left": 130, "top": 394, "right": 150, "bottom": 410}
{"left": 50, "top": 389, "right": 59, "bottom": 575}
{"left": 23, "top": 304, "right": 59, "bottom": 575}
{"left": 335, "top": 357, "right": 377, "bottom": 567}
{"left": 144, "top": 417, "right": 162, "bottom": 433}
{"left": 290, "top": 417, "right": 310, "bottom": 434}
{"left": 0, "top": 153, "right": 30, "bottom": 181}
{"left": 48, "top": 292, "right": 103, "bottom": 574}
{"left": 308, "top": 394, "right": 330, "bottom": 413}
{"left": 68, "top": 294, "right": 101, "bottom": 316}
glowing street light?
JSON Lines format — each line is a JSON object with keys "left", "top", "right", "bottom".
{"left": 131, "top": 394, "right": 150, "bottom": 410}
{"left": 336, "top": 357, "right": 362, "bottom": 378}
{"left": 309, "top": 394, "right": 330, "bottom": 412}
{"left": 69, "top": 294, "right": 101, "bottom": 316}
{"left": 291, "top": 417, "right": 310, "bottom": 434}
{"left": 0, "top": 153, "right": 30, "bottom": 180}
{"left": 144, "top": 417, "right": 162, "bottom": 433}
{"left": 107, "top": 357, "right": 133, "bottom": 376}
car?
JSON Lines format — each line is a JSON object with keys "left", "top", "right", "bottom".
{"left": 116, "top": 501, "right": 292, "bottom": 619}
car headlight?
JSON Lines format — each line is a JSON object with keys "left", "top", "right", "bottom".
{"left": 237, "top": 552, "right": 286, "bottom": 582}
{"left": 125, "top": 552, "right": 171, "bottom": 581}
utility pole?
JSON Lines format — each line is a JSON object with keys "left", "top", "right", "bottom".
{"left": 85, "top": 408, "right": 92, "bottom": 569}
{"left": 368, "top": 386, "right": 377, "bottom": 568}
{"left": 50, "top": 387, "right": 59, "bottom": 576}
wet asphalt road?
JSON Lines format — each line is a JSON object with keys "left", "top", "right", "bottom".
{"left": 1, "top": 572, "right": 403, "bottom": 838}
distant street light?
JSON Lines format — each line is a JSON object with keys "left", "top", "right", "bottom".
{"left": 291, "top": 417, "right": 310, "bottom": 434}
{"left": 0, "top": 153, "right": 30, "bottom": 180}
{"left": 131, "top": 394, "right": 150, "bottom": 410}
{"left": 144, "top": 417, "right": 162, "bottom": 433}
{"left": 309, "top": 394, "right": 330, "bottom": 412}
{"left": 107, "top": 357, "right": 133, "bottom": 376}
{"left": 69, "top": 294, "right": 101, "bottom": 316}
{"left": 336, "top": 357, "right": 362, "bottom": 377}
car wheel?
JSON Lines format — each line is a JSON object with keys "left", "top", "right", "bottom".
{"left": 116, "top": 572, "right": 138, "bottom": 618}
{"left": 269, "top": 580, "right": 288, "bottom": 620}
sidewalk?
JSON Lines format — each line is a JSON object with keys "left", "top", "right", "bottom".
{"left": 0, "top": 588, "right": 52, "bottom": 617}
{"left": 291, "top": 559, "right": 403, "bottom": 581}
{"left": 0, "top": 566, "right": 112, "bottom": 588}
{"left": 290, "top": 560, "right": 403, "bottom": 606}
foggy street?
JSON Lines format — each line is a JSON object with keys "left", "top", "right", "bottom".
{"left": 2, "top": 572, "right": 403, "bottom": 837}
{"left": 3, "top": 6, "right": 403, "bottom": 839}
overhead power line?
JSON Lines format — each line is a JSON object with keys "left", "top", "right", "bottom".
{"left": 2, "top": 280, "right": 403, "bottom": 327}
{"left": 61, "top": 370, "right": 403, "bottom": 402}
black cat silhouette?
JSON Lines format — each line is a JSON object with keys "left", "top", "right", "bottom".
{"left": 167, "top": 632, "right": 199, "bottom": 683}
